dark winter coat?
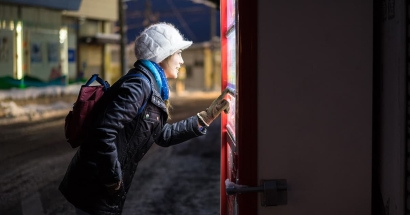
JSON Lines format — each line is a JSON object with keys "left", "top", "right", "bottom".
{"left": 59, "top": 60, "right": 206, "bottom": 215}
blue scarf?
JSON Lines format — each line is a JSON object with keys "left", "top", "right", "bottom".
{"left": 140, "top": 59, "right": 169, "bottom": 101}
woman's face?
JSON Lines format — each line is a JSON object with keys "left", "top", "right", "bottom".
{"left": 160, "top": 50, "right": 184, "bottom": 79}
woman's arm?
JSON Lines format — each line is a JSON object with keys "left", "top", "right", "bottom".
{"left": 155, "top": 115, "right": 206, "bottom": 147}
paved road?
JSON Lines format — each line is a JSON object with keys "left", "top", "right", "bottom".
{"left": 0, "top": 95, "right": 222, "bottom": 215}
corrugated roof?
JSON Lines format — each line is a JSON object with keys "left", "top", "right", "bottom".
{"left": 0, "top": 0, "right": 82, "bottom": 11}
{"left": 125, "top": 0, "right": 220, "bottom": 44}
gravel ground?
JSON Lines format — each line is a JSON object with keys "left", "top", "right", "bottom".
{"left": 0, "top": 92, "right": 222, "bottom": 215}
{"left": 123, "top": 119, "right": 221, "bottom": 215}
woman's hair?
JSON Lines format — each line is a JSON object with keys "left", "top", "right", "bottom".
{"left": 165, "top": 100, "right": 172, "bottom": 120}
{"left": 161, "top": 55, "right": 173, "bottom": 119}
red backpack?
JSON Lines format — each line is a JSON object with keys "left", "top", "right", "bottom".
{"left": 64, "top": 73, "right": 150, "bottom": 148}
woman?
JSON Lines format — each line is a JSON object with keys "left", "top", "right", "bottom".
{"left": 59, "top": 22, "right": 231, "bottom": 215}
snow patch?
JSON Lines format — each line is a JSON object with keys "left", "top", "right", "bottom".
{"left": 0, "top": 85, "right": 81, "bottom": 100}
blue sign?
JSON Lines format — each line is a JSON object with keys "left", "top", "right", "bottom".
{"left": 68, "top": 49, "right": 76, "bottom": 63}
{"left": 30, "top": 42, "right": 42, "bottom": 63}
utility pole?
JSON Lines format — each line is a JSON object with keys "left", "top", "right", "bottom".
{"left": 210, "top": 6, "right": 217, "bottom": 90}
{"left": 118, "top": 0, "right": 128, "bottom": 75}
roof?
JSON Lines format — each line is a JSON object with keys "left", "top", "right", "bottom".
{"left": 0, "top": 0, "right": 82, "bottom": 11}
{"left": 125, "top": 0, "right": 220, "bottom": 44}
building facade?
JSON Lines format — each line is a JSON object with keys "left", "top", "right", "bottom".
{"left": 0, "top": 3, "right": 69, "bottom": 84}
{"left": 0, "top": 0, "right": 121, "bottom": 86}
{"left": 62, "top": 0, "right": 121, "bottom": 84}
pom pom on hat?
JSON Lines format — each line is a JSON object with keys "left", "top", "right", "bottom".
{"left": 134, "top": 22, "right": 193, "bottom": 63}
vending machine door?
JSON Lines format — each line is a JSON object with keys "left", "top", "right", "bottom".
{"left": 220, "top": 0, "right": 238, "bottom": 214}
{"left": 220, "top": 0, "right": 258, "bottom": 214}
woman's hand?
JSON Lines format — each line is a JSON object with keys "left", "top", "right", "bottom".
{"left": 106, "top": 180, "right": 122, "bottom": 194}
{"left": 197, "top": 88, "right": 233, "bottom": 127}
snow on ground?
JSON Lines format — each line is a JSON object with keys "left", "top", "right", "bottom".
{"left": 0, "top": 84, "right": 219, "bottom": 125}
{"left": 0, "top": 85, "right": 82, "bottom": 125}
{"left": 0, "top": 85, "right": 82, "bottom": 100}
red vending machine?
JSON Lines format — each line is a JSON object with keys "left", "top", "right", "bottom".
{"left": 219, "top": 0, "right": 373, "bottom": 214}
{"left": 220, "top": 0, "right": 259, "bottom": 215}
{"left": 220, "top": 0, "right": 238, "bottom": 213}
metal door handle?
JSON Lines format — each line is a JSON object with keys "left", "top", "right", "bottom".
{"left": 225, "top": 179, "right": 287, "bottom": 206}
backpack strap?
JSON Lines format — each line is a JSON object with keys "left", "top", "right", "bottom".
{"left": 123, "top": 73, "right": 152, "bottom": 115}
{"left": 85, "top": 74, "right": 110, "bottom": 91}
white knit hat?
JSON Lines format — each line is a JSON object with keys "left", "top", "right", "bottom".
{"left": 134, "top": 22, "right": 193, "bottom": 63}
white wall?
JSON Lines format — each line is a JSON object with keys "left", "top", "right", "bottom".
{"left": 22, "top": 7, "right": 62, "bottom": 82}
{"left": 28, "top": 31, "right": 60, "bottom": 82}
{"left": 0, "top": 29, "right": 15, "bottom": 78}
{"left": 0, "top": 4, "right": 19, "bottom": 20}
{"left": 67, "top": 32, "right": 77, "bottom": 81}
